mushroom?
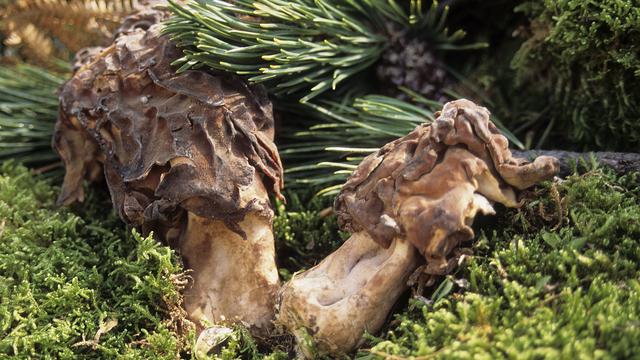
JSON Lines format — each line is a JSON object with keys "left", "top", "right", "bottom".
{"left": 277, "top": 99, "right": 559, "bottom": 355}
{"left": 53, "top": 8, "right": 283, "bottom": 334}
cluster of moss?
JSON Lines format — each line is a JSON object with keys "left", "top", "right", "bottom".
{"left": 512, "top": 0, "right": 640, "bottom": 150}
{"left": 360, "top": 167, "right": 640, "bottom": 358}
{"left": 0, "top": 163, "right": 192, "bottom": 358}
{"left": 475, "top": 0, "right": 640, "bottom": 151}
{"left": 273, "top": 191, "right": 346, "bottom": 280}
{"left": 449, "top": 0, "right": 640, "bottom": 151}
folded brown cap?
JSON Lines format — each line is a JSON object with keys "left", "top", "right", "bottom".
{"left": 335, "top": 99, "right": 558, "bottom": 274}
{"left": 54, "top": 8, "right": 283, "bottom": 242}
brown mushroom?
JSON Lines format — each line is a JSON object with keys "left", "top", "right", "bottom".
{"left": 53, "top": 8, "right": 283, "bottom": 334}
{"left": 277, "top": 99, "right": 559, "bottom": 355}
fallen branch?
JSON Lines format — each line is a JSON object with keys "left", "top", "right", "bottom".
{"left": 515, "top": 150, "right": 640, "bottom": 177}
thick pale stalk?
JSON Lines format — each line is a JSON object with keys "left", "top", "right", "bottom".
{"left": 278, "top": 231, "right": 420, "bottom": 355}
{"left": 181, "top": 212, "right": 280, "bottom": 332}
{"left": 180, "top": 172, "right": 280, "bottom": 334}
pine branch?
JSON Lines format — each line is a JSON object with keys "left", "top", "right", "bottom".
{"left": 163, "top": 0, "right": 468, "bottom": 102}
{"left": 4, "top": 23, "right": 55, "bottom": 65}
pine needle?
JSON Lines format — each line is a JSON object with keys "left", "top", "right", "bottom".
{"left": 279, "top": 93, "right": 434, "bottom": 194}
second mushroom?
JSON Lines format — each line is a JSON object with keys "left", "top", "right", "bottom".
{"left": 278, "top": 99, "right": 559, "bottom": 355}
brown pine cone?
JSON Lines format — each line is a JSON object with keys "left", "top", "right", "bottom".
{"left": 376, "top": 21, "right": 450, "bottom": 102}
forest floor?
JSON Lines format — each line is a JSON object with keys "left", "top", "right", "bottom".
{"left": 1, "top": 161, "right": 639, "bottom": 359}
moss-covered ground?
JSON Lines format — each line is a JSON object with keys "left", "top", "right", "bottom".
{"left": 1, "top": 162, "right": 640, "bottom": 359}
{"left": 0, "top": 163, "right": 192, "bottom": 359}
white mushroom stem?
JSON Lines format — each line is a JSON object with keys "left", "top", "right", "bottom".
{"left": 278, "top": 231, "right": 421, "bottom": 354}
{"left": 179, "top": 173, "right": 280, "bottom": 335}
{"left": 181, "top": 212, "right": 280, "bottom": 333}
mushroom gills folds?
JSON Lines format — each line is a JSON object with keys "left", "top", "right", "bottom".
{"left": 278, "top": 99, "right": 559, "bottom": 356}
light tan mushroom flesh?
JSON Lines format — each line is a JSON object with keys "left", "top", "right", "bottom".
{"left": 180, "top": 171, "right": 280, "bottom": 330}
{"left": 278, "top": 99, "right": 559, "bottom": 355}
{"left": 278, "top": 231, "right": 420, "bottom": 354}
{"left": 54, "top": 8, "right": 283, "bottom": 335}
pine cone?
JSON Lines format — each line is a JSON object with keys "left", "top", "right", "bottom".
{"left": 376, "top": 21, "right": 450, "bottom": 102}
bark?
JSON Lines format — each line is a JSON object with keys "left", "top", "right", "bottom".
{"left": 515, "top": 150, "right": 640, "bottom": 177}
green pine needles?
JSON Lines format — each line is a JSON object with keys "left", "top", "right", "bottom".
{"left": 280, "top": 91, "right": 521, "bottom": 195}
{"left": 280, "top": 93, "right": 440, "bottom": 194}
{"left": 0, "top": 65, "right": 64, "bottom": 169}
{"left": 163, "top": 0, "right": 465, "bottom": 102}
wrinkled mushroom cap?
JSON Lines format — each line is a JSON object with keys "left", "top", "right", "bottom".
{"left": 53, "top": 8, "right": 283, "bottom": 242}
{"left": 335, "top": 99, "right": 558, "bottom": 274}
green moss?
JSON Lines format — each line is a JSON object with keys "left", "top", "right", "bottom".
{"left": 511, "top": 0, "right": 640, "bottom": 150}
{"left": 273, "top": 190, "right": 346, "bottom": 279}
{"left": 451, "top": 1, "right": 640, "bottom": 150}
{"left": 361, "top": 168, "right": 640, "bottom": 358}
{"left": 3, "top": 162, "right": 640, "bottom": 359}
{"left": 0, "top": 163, "right": 192, "bottom": 358}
